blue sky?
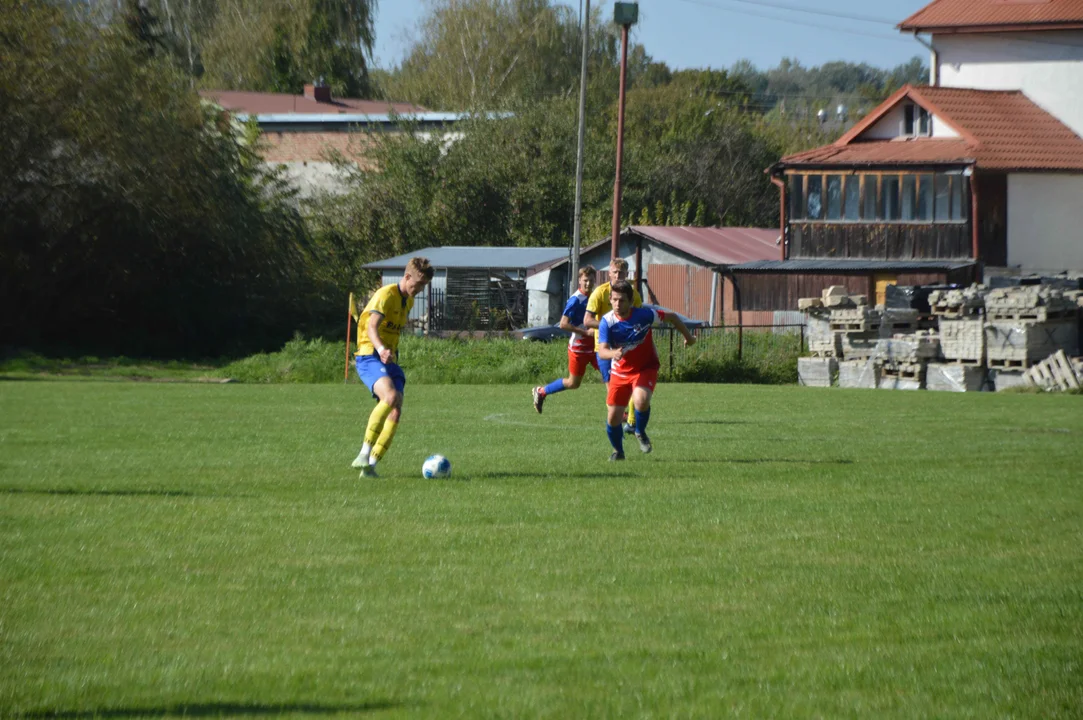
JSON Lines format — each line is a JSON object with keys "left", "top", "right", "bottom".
{"left": 373, "top": 0, "right": 935, "bottom": 72}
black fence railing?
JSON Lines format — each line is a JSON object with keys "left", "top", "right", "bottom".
{"left": 654, "top": 324, "right": 805, "bottom": 381}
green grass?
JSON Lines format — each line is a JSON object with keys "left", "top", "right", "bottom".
{"left": 1, "top": 382, "right": 1081, "bottom": 717}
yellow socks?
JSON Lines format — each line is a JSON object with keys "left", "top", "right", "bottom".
{"left": 371, "top": 419, "right": 399, "bottom": 463}
{"left": 365, "top": 401, "right": 393, "bottom": 445}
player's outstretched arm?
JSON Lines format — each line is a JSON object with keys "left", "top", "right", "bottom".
{"left": 559, "top": 316, "right": 591, "bottom": 336}
{"left": 582, "top": 310, "right": 600, "bottom": 330}
{"left": 664, "top": 314, "right": 696, "bottom": 347}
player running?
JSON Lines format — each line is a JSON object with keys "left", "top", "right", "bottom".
{"left": 351, "top": 257, "right": 434, "bottom": 478}
{"left": 583, "top": 258, "right": 643, "bottom": 434}
{"left": 532, "top": 266, "right": 598, "bottom": 413}
{"left": 596, "top": 279, "right": 696, "bottom": 461}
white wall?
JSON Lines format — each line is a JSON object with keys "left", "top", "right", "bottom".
{"left": 864, "top": 104, "right": 908, "bottom": 139}
{"left": 935, "top": 31, "right": 1083, "bottom": 137}
{"left": 1007, "top": 174, "right": 1083, "bottom": 271}
{"left": 274, "top": 162, "right": 351, "bottom": 198}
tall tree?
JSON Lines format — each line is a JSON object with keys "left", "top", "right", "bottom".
{"left": 381, "top": 0, "right": 649, "bottom": 110}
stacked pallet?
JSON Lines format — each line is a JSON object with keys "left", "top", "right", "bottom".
{"left": 1021, "top": 350, "right": 1083, "bottom": 392}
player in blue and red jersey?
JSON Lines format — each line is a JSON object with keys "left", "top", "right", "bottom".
{"left": 532, "top": 266, "right": 598, "bottom": 413}
{"left": 596, "top": 279, "right": 696, "bottom": 461}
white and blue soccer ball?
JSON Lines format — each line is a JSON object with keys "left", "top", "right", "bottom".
{"left": 422, "top": 454, "right": 452, "bottom": 479}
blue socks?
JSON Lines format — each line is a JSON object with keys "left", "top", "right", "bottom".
{"left": 543, "top": 378, "right": 566, "bottom": 396}
{"left": 634, "top": 408, "right": 650, "bottom": 436}
{"left": 606, "top": 423, "right": 624, "bottom": 453}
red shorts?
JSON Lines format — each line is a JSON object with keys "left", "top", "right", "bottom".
{"left": 568, "top": 349, "right": 600, "bottom": 377}
{"left": 606, "top": 368, "right": 658, "bottom": 407}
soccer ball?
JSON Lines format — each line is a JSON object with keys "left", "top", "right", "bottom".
{"left": 422, "top": 454, "right": 452, "bottom": 479}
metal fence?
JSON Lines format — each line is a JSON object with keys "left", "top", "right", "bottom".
{"left": 654, "top": 323, "right": 805, "bottom": 381}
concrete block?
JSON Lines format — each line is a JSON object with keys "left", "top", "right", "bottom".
{"left": 927, "top": 363, "right": 986, "bottom": 392}
{"left": 991, "top": 370, "right": 1028, "bottom": 392}
{"left": 798, "top": 357, "right": 837, "bottom": 387}
{"left": 798, "top": 297, "right": 823, "bottom": 310}
{"left": 838, "top": 359, "right": 880, "bottom": 389}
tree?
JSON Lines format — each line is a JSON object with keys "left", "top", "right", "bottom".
{"left": 380, "top": 0, "right": 656, "bottom": 110}
{"left": 1, "top": 1, "right": 331, "bottom": 356}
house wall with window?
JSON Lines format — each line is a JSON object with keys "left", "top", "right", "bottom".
{"left": 786, "top": 170, "right": 971, "bottom": 259}
{"left": 1007, "top": 174, "right": 1083, "bottom": 271}
{"left": 935, "top": 32, "right": 1083, "bottom": 137}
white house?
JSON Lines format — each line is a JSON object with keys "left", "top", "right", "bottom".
{"left": 897, "top": 0, "right": 1083, "bottom": 274}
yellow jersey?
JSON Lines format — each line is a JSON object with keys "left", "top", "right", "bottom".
{"left": 587, "top": 281, "right": 643, "bottom": 339}
{"left": 356, "top": 283, "right": 414, "bottom": 356}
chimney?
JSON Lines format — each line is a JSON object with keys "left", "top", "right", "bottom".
{"left": 303, "top": 79, "right": 332, "bottom": 103}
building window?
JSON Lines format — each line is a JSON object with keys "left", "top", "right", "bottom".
{"left": 807, "top": 175, "right": 823, "bottom": 219}
{"left": 934, "top": 174, "right": 952, "bottom": 221}
{"left": 904, "top": 104, "right": 931, "bottom": 137}
{"left": 826, "top": 175, "right": 843, "bottom": 220}
{"left": 951, "top": 175, "right": 968, "bottom": 221}
{"left": 863, "top": 176, "right": 878, "bottom": 219}
{"left": 789, "top": 175, "right": 804, "bottom": 220}
{"left": 844, "top": 176, "right": 860, "bottom": 220}
{"left": 901, "top": 175, "right": 917, "bottom": 220}
{"left": 787, "top": 171, "right": 967, "bottom": 224}
{"left": 916, "top": 174, "right": 933, "bottom": 221}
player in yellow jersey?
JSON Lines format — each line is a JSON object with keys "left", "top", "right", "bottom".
{"left": 351, "top": 257, "right": 434, "bottom": 478}
{"left": 583, "top": 257, "right": 642, "bottom": 435}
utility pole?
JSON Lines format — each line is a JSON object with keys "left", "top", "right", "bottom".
{"left": 610, "top": 2, "right": 638, "bottom": 262}
{"left": 570, "top": 0, "right": 590, "bottom": 295}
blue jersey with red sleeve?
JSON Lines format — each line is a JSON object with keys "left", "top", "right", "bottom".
{"left": 598, "top": 306, "right": 666, "bottom": 376}
{"left": 563, "top": 290, "right": 595, "bottom": 353}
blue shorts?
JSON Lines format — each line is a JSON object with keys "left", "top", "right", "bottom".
{"left": 355, "top": 354, "right": 406, "bottom": 397}
{"left": 597, "top": 355, "right": 612, "bottom": 383}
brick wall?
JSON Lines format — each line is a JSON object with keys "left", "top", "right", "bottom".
{"left": 260, "top": 131, "right": 379, "bottom": 168}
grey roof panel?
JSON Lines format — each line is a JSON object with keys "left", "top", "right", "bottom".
{"left": 730, "top": 259, "right": 977, "bottom": 272}
{"left": 364, "top": 246, "right": 568, "bottom": 270}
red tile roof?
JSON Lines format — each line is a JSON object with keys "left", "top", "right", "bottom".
{"left": 199, "top": 90, "right": 427, "bottom": 116}
{"left": 626, "top": 226, "right": 781, "bottom": 265}
{"left": 777, "top": 85, "right": 1083, "bottom": 172}
{"left": 899, "top": 0, "right": 1083, "bottom": 33}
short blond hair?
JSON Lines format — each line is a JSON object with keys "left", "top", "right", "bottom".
{"left": 578, "top": 265, "right": 596, "bottom": 279}
{"left": 609, "top": 258, "right": 629, "bottom": 273}
{"left": 406, "top": 256, "right": 434, "bottom": 280}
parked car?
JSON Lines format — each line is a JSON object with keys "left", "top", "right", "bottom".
{"left": 514, "top": 305, "right": 706, "bottom": 342}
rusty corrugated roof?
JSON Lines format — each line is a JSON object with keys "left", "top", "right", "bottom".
{"left": 626, "top": 226, "right": 780, "bottom": 265}
{"left": 777, "top": 85, "right": 1083, "bottom": 172}
{"left": 899, "top": 0, "right": 1083, "bottom": 32}
{"left": 199, "top": 90, "right": 427, "bottom": 116}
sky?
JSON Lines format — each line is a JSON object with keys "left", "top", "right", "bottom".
{"left": 373, "top": 0, "right": 936, "bottom": 72}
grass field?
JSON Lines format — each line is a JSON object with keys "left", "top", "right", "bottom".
{"left": 1, "top": 381, "right": 1081, "bottom": 717}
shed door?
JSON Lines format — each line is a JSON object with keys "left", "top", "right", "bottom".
{"left": 874, "top": 274, "right": 897, "bottom": 306}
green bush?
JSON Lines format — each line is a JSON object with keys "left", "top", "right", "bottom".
{"left": 219, "top": 331, "right": 800, "bottom": 385}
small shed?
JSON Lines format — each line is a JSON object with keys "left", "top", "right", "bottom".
{"left": 363, "top": 246, "right": 567, "bottom": 332}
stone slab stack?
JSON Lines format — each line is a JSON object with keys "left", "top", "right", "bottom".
{"left": 929, "top": 286, "right": 986, "bottom": 365}
{"left": 984, "top": 286, "right": 1079, "bottom": 371}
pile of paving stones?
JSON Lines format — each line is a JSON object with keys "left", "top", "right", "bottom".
{"left": 798, "top": 283, "right": 1082, "bottom": 392}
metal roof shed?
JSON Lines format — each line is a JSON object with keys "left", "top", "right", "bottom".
{"left": 362, "top": 246, "right": 568, "bottom": 333}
